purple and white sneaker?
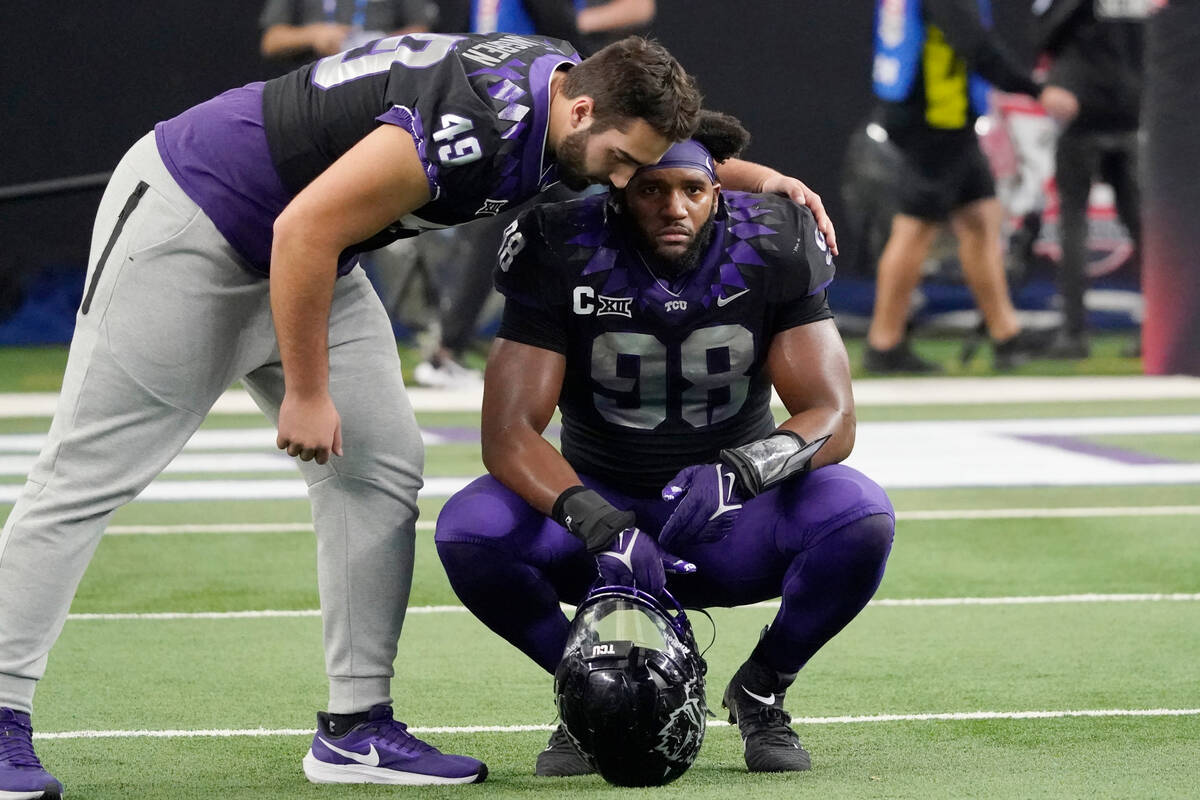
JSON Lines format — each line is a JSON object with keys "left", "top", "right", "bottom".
{"left": 302, "top": 705, "right": 486, "bottom": 785}
{"left": 0, "top": 708, "right": 63, "bottom": 800}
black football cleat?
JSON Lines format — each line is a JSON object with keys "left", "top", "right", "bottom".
{"left": 534, "top": 723, "right": 594, "bottom": 777}
{"left": 864, "top": 339, "right": 943, "bottom": 374}
{"left": 992, "top": 327, "right": 1055, "bottom": 370}
{"left": 722, "top": 659, "right": 811, "bottom": 773}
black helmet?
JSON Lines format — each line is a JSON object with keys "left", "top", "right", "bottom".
{"left": 554, "top": 586, "right": 707, "bottom": 786}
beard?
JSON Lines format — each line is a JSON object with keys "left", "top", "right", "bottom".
{"left": 553, "top": 128, "right": 595, "bottom": 191}
{"left": 629, "top": 211, "right": 717, "bottom": 279}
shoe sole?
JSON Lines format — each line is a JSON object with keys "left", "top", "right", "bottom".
{"left": 746, "top": 754, "right": 812, "bottom": 773}
{"left": 534, "top": 767, "right": 595, "bottom": 777}
{"left": 302, "top": 751, "right": 487, "bottom": 785}
{"left": 0, "top": 790, "right": 62, "bottom": 800}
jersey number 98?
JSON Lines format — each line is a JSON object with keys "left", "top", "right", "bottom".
{"left": 591, "top": 326, "right": 754, "bottom": 430}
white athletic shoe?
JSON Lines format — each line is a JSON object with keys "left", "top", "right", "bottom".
{"left": 413, "top": 358, "right": 482, "bottom": 389}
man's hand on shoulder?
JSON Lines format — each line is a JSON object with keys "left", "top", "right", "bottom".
{"left": 658, "top": 463, "right": 746, "bottom": 550}
{"left": 758, "top": 174, "right": 838, "bottom": 256}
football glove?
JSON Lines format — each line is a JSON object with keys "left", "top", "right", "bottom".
{"left": 595, "top": 528, "right": 696, "bottom": 598}
{"left": 658, "top": 462, "right": 746, "bottom": 550}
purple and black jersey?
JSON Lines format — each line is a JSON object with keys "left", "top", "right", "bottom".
{"left": 494, "top": 191, "right": 836, "bottom": 496}
{"left": 155, "top": 32, "right": 579, "bottom": 274}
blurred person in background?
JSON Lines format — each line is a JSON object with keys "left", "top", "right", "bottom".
{"left": 1034, "top": 0, "right": 1147, "bottom": 359}
{"left": 260, "top": 0, "right": 434, "bottom": 71}
{"left": 865, "top": 0, "right": 1060, "bottom": 373}
{"left": 429, "top": 0, "right": 471, "bottom": 31}
{"left": 470, "top": 0, "right": 579, "bottom": 41}
{"left": 575, "top": 0, "right": 655, "bottom": 55}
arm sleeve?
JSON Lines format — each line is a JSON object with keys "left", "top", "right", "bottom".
{"left": 771, "top": 203, "right": 836, "bottom": 332}
{"left": 925, "top": 0, "right": 1041, "bottom": 96}
{"left": 496, "top": 299, "right": 570, "bottom": 352}
{"left": 525, "top": 0, "right": 582, "bottom": 43}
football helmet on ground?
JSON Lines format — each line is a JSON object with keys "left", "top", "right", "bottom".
{"left": 553, "top": 586, "right": 707, "bottom": 787}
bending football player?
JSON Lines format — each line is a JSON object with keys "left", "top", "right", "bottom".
{"left": 435, "top": 111, "right": 894, "bottom": 775}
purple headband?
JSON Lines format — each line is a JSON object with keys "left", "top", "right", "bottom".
{"left": 636, "top": 139, "right": 717, "bottom": 183}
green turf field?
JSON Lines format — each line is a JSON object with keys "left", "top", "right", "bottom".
{"left": 1, "top": 348, "right": 1198, "bottom": 799}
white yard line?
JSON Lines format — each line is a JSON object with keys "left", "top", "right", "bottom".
{"left": 67, "top": 607, "right": 465, "bottom": 621}
{"left": 64, "top": 593, "right": 1200, "bottom": 622}
{"left": 4, "top": 375, "right": 1200, "bottom": 418}
{"left": 98, "top": 505, "right": 1200, "bottom": 535}
{"left": 105, "top": 523, "right": 317, "bottom": 534}
{"left": 3, "top": 413, "right": 1199, "bottom": 498}
{"left": 32, "top": 707, "right": 1200, "bottom": 740}
{"left": 0, "top": 429, "right": 450, "bottom": 455}
{"left": 866, "top": 593, "right": 1200, "bottom": 607}
{"left": 896, "top": 505, "right": 1200, "bottom": 520}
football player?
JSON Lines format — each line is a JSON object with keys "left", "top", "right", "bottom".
{"left": 435, "top": 112, "right": 895, "bottom": 775}
{"left": 0, "top": 33, "right": 838, "bottom": 796}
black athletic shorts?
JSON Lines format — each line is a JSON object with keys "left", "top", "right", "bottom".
{"left": 888, "top": 127, "right": 996, "bottom": 221}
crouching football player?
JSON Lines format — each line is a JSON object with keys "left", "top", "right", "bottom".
{"left": 435, "top": 112, "right": 894, "bottom": 774}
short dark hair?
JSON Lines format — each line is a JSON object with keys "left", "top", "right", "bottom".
{"left": 561, "top": 37, "right": 702, "bottom": 142}
{"left": 692, "top": 110, "right": 751, "bottom": 163}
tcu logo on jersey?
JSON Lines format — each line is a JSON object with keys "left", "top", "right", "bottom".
{"left": 573, "top": 287, "right": 633, "bottom": 318}
{"left": 665, "top": 300, "right": 688, "bottom": 312}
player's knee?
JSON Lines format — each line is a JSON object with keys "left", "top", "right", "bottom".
{"left": 842, "top": 512, "right": 895, "bottom": 570}
{"left": 434, "top": 481, "right": 521, "bottom": 549}
{"left": 435, "top": 512, "right": 528, "bottom": 590}
{"left": 435, "top": 539, "right": 482, "bottom": 584}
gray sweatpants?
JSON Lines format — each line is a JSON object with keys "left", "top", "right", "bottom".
{"left": 0, "top": 133, "right": 423, "bottom": 715}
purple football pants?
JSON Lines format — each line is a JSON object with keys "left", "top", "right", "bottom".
{"left": 435, "top": 464, "right": 894, "bottom": 675}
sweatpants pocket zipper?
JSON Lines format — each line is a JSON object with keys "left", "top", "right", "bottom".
{"left": 81, "top": 180, "right": 149, "bottom": 315}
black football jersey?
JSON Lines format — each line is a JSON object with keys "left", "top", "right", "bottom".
{"left": 495, "top": 191, "right": 836, "bottom": 496}
{"left": 262, "top": 32, "right": 579, "bottom": 251}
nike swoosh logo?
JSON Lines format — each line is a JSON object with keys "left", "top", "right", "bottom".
{"left": 599, "top": 529, "right": 638, "bottom": 572}
{"left": 319, "top": 738, "right": 380, "bottom": 767}
{"left": 716, "top": 288, "right": 750, "bottom": 307}
{"left": 708, "top": 465, "right": 742, "bottom": 521}
{"left": 742, "top": 686, "right": 776, "bottom": 705}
